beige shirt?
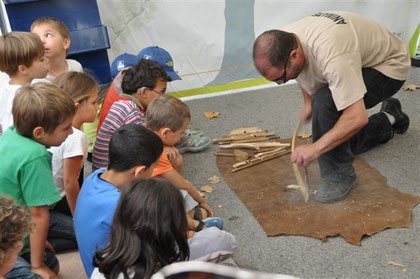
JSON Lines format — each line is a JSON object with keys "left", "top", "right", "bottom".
{"left": 282, "top": 11, "right": 410, "bottom": 111}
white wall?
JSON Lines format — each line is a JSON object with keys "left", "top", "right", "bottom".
{"left": 96, "top": 0, "right": 419, "bottom": 93}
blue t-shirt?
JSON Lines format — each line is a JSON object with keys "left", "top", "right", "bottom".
{"left": 73, "top": 168, "right": 120, "bottom": 277}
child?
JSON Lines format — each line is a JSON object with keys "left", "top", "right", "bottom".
{"left": 98, "top": 46, "right": 210, "bottom": 154}
{"left": 0, "top": 196, "right": 29, "bottom": 277}
{"left": 137, "top": 46, "right": 211, "bottom": 154}
{"left": 30, "top": 16, "right": 83, "bottom": 83}
{"left": 92, "top": 58, "right": 169, "bottom": 169}
{"left": 0, "top": 31, "right": 48, "bottom": 134}
{"left": 74, "top": 123, "right": 164, "bottom": 277}
{"left": 82, "top": 53, "right": 137, "bottom": 162}
{"left": 145, "top": 95, "right": 223, "bottom": 233}
{"left": 0, "top": 83, "right": 76, "bottom": 278}
{"left": 50, "top": 72, "right": 99, "bottom": 216}
{"left": 91, "top": 178, "right": 190, "bottom": 279}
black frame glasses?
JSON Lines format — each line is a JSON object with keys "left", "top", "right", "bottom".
{"left": 273, "top": 51, "right": 291, "bottom": 85}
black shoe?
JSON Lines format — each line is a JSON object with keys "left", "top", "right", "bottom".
{"left": 380, "top": 98, "right": 409, "bottom": 134}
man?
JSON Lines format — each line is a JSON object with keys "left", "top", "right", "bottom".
{"left": 253, "top": 12, "right": 410, "bottom": 203}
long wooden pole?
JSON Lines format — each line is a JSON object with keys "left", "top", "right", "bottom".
{"left": 286, "top": 119, "right": 310, "bottom": 202}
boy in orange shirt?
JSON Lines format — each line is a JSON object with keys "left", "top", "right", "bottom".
{"left": 146, "top": 95, "right": 223, "bottom": 233}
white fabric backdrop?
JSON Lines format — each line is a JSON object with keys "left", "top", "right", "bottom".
{"left": 94, "top": 1, "right": 420, "bottom": 92}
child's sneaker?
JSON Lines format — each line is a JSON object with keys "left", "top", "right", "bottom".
{"left": 202, "top": 217, "right": 224, "bottom": 230}
{"left": 176, "top": 129, "right": 211, "bottom": 154}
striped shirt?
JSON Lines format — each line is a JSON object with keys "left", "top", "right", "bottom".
{"left": 92, "top": 99, "right": 144, "bottom": 169}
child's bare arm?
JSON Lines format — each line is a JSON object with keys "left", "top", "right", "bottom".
{"left": 63, "top": 156, "right": 82, "bottom": 216}
{"left": 161, "top": 169, "right": 213, "bottom": 216}
{"left": 28, "top": 206, "right": 58, "bottom": 278}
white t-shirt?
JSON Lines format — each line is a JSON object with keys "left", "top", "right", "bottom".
{"left": 49, "top": 127, "right": 88, "bottom": 196}
{"left": 282, "top": 11, "right": 410, "bottom": 111}
{"left": 0, "top": 83, "right": 22, "bottom": 134}
{"left": 32, "top": 59, "right": 83, "bottom": 84}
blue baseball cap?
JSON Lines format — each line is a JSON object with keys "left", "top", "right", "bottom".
{"left": 110, "top": 53, "right": 137, "bottom": 78}
{"left": 136, "top": 46, "right": 181, "bottom": 81}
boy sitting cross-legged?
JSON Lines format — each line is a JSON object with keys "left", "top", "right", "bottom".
{"left": 146, "top": 95, "right": 232, "bottom": 235}
{"left": 74, "top": 123, "right": 164, "bottom": 277}
{"left": 0, "top": 83, "right": 76, "bottom": 279}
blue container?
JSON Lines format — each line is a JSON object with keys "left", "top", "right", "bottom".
{"left": 4, "top": 0, "right": 111, "bottom": 84}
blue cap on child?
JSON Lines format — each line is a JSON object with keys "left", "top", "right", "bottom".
{"left": 110, "top": 53, "right": 137, "bottom": 78}
{"left": 137, "top": 46, "right": 181, "bottom": 81}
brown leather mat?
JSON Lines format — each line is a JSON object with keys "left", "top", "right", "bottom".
{"left": 216, "top": 139, "right": 420, "bottom": 245}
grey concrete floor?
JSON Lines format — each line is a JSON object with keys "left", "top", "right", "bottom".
{"left": 180, "top": 67, "right": 420, "bottom": 278}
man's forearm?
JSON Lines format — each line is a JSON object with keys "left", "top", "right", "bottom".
{"left": 314, "top": 99, "right": 368, "bottom": 155}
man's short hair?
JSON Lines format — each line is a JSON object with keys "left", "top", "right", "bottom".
{"left": 145, "top": 95, "right": 191, "bottom": 132}
{"left": 0, "top": 32, "right": 44, "bottom": 76}
{"left": 253, "top": 30, "right": 297, "bottom": 68}
{"left": 12, "top": 83, "right": 76, "bottom": 137}
{"left": 30, "top": 16, "right": 70, "bottom": 39}
{"left": 108, "top": 123, "right": 163, "bottom": 172}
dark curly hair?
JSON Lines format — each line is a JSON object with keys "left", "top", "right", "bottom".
{"left": 0, "top": 196, "right": 30, "bottom": 264}
{"left": 121, "top": 58, "right": 170, "bottom": 95}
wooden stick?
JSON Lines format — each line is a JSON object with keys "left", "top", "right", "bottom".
{"left": 220, "top": 142, "right": 290, "bottom": 151}
{"left": 232, "top": 151, "right": 289, "bottom": 172}
{"left": 232, "top": 149, "right": 290, "bottom": 171}
{"left": 214, "top": 152, "right": 234, "bottom": 157}
{"left": 212, "top": 131, "right": 275, "bottom": 143}
{"left": 286, "top": 119, "right": 309, "bottom": 202}
{"left": 254, "top": 146, "right": 290, "bottom": 158}
{"left": 217, "top": 135, "right": 279, "bottom": 145}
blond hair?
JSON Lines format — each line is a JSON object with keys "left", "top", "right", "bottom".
{"left": 0, "top": 32, "right": 44, "bottom": 76}
{"left": 145, "top": 95, "right": 191, "bottom": 132}
{"left": 12, "top": 83, "right": 76, "bottom": 137}
{"left": 52, "top": 71, "right": 98, "bottom": 103}
{"left": 30, "top": 16, "right": 70, "bottom": 39}
{"left": 0, "top": 196, "right": 29, "bottom": 264}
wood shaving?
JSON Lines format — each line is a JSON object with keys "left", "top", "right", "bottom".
{"left": 217, "top": 204, "right": 222, "bottom": 208}
{"left": 208, "top": 175, "right": 222, "bottom": 184}
{"left": 402, "top": 84, "right": 419, "bottom": 91}
{"left": 298, "top": 131, "right": 312, "bottom": 139}
{"left": 204, "top": 111, "right": 221, "bottom": 119}
{"left": 387, "top": 261, "right": 407, "bottom": 271}
{"left": 200, "top": 185, "right": 214, "bottom": 193}
{"left": 198, "top": 192, "right": 205, "bottom": 198}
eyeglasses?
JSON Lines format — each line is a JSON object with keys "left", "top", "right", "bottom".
{"left": 150, "top": 88, "right": 165, "bottom": 95}
{"left": 273, "top": 51, "right": 291, "bottom": 85}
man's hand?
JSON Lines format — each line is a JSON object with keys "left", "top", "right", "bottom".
{"left": 290, "top": 143, "right": 320, "bottom": 167}
{"left": 199, "top": 202, "right": 213, "bottom": 218}
{"left": 31, "top": 265, "right": 58, "bottom": 279}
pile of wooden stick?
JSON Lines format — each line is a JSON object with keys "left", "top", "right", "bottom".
{"left": 213, "top": 128, "right": 291, "bottom": 172}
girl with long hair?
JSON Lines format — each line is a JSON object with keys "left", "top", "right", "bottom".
{"left": 92, "top": 178, "right": 190, "bottom": 279}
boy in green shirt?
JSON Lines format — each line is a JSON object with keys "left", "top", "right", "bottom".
{"left": 0, "top": 83, "right": 75, "bottom": 279}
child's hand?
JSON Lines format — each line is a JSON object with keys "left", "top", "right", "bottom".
{"left": 31, "top": 265, "right": 58, "bottom": 279}
{"left": 199, "top": 202, "right": 213, "bottom": 217}
{"left": 164, "top": 146, "right": 181, "bottom": 166}
{"left": 45, "top": 240, "right": 55, "bottom": 254}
